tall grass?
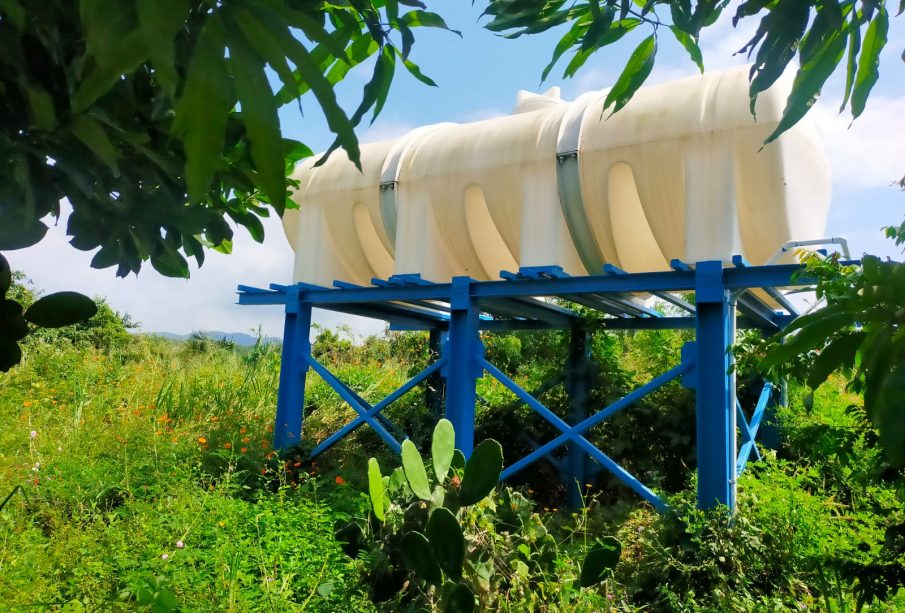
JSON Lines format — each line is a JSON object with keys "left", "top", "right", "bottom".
{"left": 0, "top": 337, "right": 372, "bottom": 611}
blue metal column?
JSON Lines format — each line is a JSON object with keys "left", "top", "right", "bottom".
{"left": 694, "top": 261, "right": 736, "bottom": 510}
{"left": 445, "top": 277, "right": 480, "bottom": 458}
{"left": 566, "top": 326, "right": 592, "bottom": 508}
{"left": 427, "top": 329, "right": 446, "bottom": 419}
{"left": 759, "top": 379, "right": 783, "bottom": 450}
{"left": 274, "top": 286, "right": 312, "bottom": 450}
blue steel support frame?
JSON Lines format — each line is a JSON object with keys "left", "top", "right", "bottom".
{"left": 694, "top": 261, "right": 736, "bottom": 510}
{"left": 238, "top": 257, "right": 841, "bottom": 513}
{"left": 274, "top": 286, "right": 311, "bottom": 449}
{"left": 565, "top": 326, "right": 592, "bottom": 508}
{"left": 445, "top": 277, "right": 481, "bottom": 458}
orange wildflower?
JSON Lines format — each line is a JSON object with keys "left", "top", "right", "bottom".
{"left": 241, "top": 436, "right": 250, "bottom": 444}
{"left": 223, "top": 442, "right": 232, "bottom": 450}
{"left": 240, "top": 447, "right": 247, "bottom": 453}
{"left": 22, "top": 401, "right": 32, "bottom": 408}
{"left": 335, "top": 476, "right": 346, "bottom": 485}
{"left": 197, "top": 436, "right": 207, "bottom": 444}
{"left": 239, "top": 427, "right": 247, "bottom": 434}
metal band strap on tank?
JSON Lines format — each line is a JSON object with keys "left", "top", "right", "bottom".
{"left": 555, "top": 94, "right": 603, "bottom": 275}
{"left": 378, "top": 123, "right": 457, "bottom": 249}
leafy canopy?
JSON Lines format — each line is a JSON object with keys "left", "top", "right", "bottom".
{"left": 0, "top": 0, "right": 453, "bottom": 278}
{"left": 483, "top": 0, "right": 900, "bottom": 146}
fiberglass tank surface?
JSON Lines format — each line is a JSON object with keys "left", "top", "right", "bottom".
{"left": 282, "top": 65, "right": 830, "bottom": 286}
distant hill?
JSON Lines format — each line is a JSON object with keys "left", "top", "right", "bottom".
{"left": 147, "top": 331, "right": 281, "bottom": 347}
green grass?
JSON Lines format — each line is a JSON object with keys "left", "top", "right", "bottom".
{"left": 0, "top": 329, "right": 903, "bottom": 611}
{"left": 0, "top": 338, "right": 372, "bottom": 611}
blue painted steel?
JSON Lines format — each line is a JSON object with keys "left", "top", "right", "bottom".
{"left": 237, "top": 257, "right": 829, "bottom": 513}
{"left": 694, "top": 261, "right": 736, "bottom": 510}
{"left": 566, "top": 328, "right": 591, "bottom": 508}
{"left": 273, "top": 287, "right": 311, "bottom": 449}
{"left": 310, "top": 357, "right": 447, "bottom": 458}
{"left": 237, "top": 263, "right": 823, "bottom": 308}
{"left": 445, "top": 277, "right": 481, "bottom": 458}
{"left": 737, "top": 382, "right": 774, "bottom": 474}
{"left": 304, "top": 355, "right": 402, "bottom": 454}
{"left": 497, "top": 361, "right": 687, "bottom": 508}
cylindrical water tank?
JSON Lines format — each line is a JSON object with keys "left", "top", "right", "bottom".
{"left": 282, "top": 65, "right": 830, "bottom": 287}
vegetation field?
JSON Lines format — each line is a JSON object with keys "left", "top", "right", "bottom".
{"left": 0, "top": 281, "right": 903, "bottom": 611}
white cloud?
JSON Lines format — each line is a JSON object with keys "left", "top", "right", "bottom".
{"left": 362, "top": 120, "right": 417, "bottom": 143}
{"left": 813, "top": 94, "right": 905, "bottom": 189}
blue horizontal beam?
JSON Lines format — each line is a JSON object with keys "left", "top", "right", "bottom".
{"left": 238, "top": 263, "right": 816, "bottom": 309}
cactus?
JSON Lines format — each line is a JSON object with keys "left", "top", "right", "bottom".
{"left": 451, "top": 449, "right": 466, "bottom": 473}
{"left": 426, "top": 507, "right": 465, "bottom": 580}
{"left": 367, "top": 458, "right": 385, "bottom": 521}
{"left": 458, "top": 439, "right": 503, "bottom": 505}
{"left": 401, "top": 439, "right": 432, "bottom": 500}
{"left": 441, "top": 581, "right": 475, "bottom": 613}
{"left": 354, "top": 421, "right": 621, "bottom": 610}
{"left": 432, "top": 418, "right": 455, "bottom": 483}
{"left": 401, "top": 531, "right": 442, "bottom": 585}
{"left": 579, "top": 536, "right": 622, "bottom": 587}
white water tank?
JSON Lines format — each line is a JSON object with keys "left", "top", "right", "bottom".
{"left": 282, "top": 65, "right": 830, "bottom": 287}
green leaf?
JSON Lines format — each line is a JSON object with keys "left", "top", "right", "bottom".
{"left": 874, "top": 364, "right": 905, "bottom": 466}
{"left": 69, "top": 115, "right": 120, "bottom": 176}
{"left": 602, "top": 34, "right": 657, "bottom": 115}
{"left": 450, "top": 449, "right": 466, "bottom": 473}
{"left": 763, "top": 23, "right": 847, "bottom": 144}
{"left": 851, "top": 5, "right": 888, "bottom": 119}
{"left": 541, "top": 19, "right": 585, "bottom": 82}
{"left": 401, "top": 439, "right": 432, "bottom": 500}
{"left": 227, "top": 27, "right": 286, "bottom": 211}
{"left": 402, "top": 10, "right": 461, "bottom": 35}
{"left": 426, "top": 507, "right": 465, "bottom": 580}
{"left": 271, "top": 27, "right": 361, "bottom": 169}
{"left": 0, "top": 338, "right": 22, "bottom": 372}
{"left": 669, "top": 25, "right": 704, "bottom": 72}
{"left": 459, "top": 439, "right": 503, "bottom": 506}
{"left": 432, "top": 418, "right": 455, "bottom": 483}
{"left": 26, "top": 85, "right": 57, "bottom": 131}
{"left": 24, "top": 292, "right": 97, "bottom": 328}
{"left": 806, "top": 331, "right": 866, "bottom": 390}
{"left": 150, "top": 243, "right": 190, "bottom": 278}
{"left": 136, "top": 0, "right": 189, "bottom": 97}
{"left": 839, "top": 8, "right": 862, "bottom": 113}
{"left": 171, "top": 17, "right": 232, "bottom": 204}
{"left": 0, "top": 0, "right": 25, "bottom": 30}
{"left": 72, "top": 30, "right": 148, "bottom": 113}
{"left": 401, "top": 531, "right": 442, "bottom": 585}
{"left": 368, "top": 458, "right": 386, "bottom": 521}
{"left": 441, "top": 581, "right": 475, "bottom": 613}
{"left": 581, "top": 8, "right": 615, "bottom": 52}
{"left": 762, "top": 313, "right": 851, "bottom": 369}
{"left": 579, "top": 536, "right": 622, "bottom": 587}
{"left": 0, "top": 254, "right": 11, "bottom": 295}
{"left": 402, "top": 58, "right": 437, "bottom": 87}
{"left": 0, "top": 298, "right": 28, "bottom": 341}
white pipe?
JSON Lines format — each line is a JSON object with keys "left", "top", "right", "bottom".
{"left": 765, "top": 237, "right": 850, "bottom": 265}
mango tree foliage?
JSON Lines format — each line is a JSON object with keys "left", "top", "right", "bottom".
{"left": 0, "top": 0, "right": 452, "bottom": 370}
{"left": 0, "top": 0, "right": 451, "bottom": 276}
{"left": 482, "top": 0, "right": 900, "bottom": 143}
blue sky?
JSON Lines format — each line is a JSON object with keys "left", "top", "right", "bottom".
{"left": 13, "top": 2, "right": 905, "bottom": 339}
